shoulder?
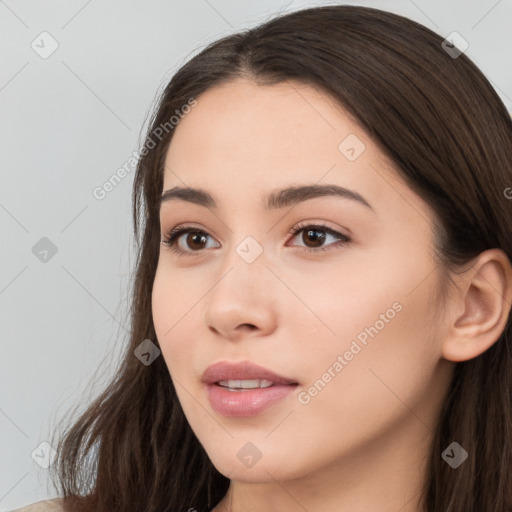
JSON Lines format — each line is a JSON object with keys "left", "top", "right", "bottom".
{"left": 10, "top": 498, "right": 64, "bottom": 512}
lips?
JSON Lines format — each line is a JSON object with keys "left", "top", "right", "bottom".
{"left": 201, "top": 360, "right": 298, "bottom": 386}
{"left": 202, "top": 361, "right": 299, "bottom": 417}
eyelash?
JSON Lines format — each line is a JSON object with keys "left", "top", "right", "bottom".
{"left": 160, "top": 222, "right": 351, "bottom": 257}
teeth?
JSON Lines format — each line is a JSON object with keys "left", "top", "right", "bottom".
{"left": 218, "top": 379, "right": 274, "bottom": 390}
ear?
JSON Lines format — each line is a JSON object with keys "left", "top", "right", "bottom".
{"left": 441, "top": 249, "right": 512, "bottom": 362}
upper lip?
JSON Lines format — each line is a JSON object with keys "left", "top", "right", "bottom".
{"left": 202, "top": 361, "right": 298, "bottom": 385}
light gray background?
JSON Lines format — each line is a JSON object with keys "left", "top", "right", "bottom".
{"left": 1, "top": 0, "right": 511, "bottom": 509}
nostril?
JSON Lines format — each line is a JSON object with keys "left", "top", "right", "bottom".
{"left": 240, "top": 324, "right": 257, "bottom": 331}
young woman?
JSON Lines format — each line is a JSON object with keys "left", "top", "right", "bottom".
{"left": 15, "top": 4, "right": 512, "bottom": 512}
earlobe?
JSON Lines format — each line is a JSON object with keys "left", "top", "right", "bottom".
{"left": 441, "top": 249, "right": 512, "bottom": 363}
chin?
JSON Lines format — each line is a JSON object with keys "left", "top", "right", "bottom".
{"left": 204, "top": 440, "right": 306, "bottom": 483}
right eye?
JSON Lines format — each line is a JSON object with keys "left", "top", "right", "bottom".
{"left": 160, "top": 224, "right": 220, "bottom": 256}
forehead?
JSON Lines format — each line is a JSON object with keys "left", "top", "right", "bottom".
{"left": 162, "top": 78, "right": 435, "bottom": 230}
{"left": 165, "top": 78, "right": 367, "bottom": 174}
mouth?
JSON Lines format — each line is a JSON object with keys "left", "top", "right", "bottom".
{"left": 202, "top": 361, "right": 299, "bottom": 417}
{"left": 215, "top": 379, "right": 292, "bottom": 391}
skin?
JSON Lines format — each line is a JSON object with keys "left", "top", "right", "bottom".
{"left": 151, "top": 78, "right": 512, "bottom": 512}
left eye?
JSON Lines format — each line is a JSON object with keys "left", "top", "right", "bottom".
{"left": 287, "top": 224, "right": 351, "bottom": 253}
{"left": 160, "top": 223, "right": 351, "bottom": 256}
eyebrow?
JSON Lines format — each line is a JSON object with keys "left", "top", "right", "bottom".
{"left": 159, "top": 184, "right": 375, "bottom": 213}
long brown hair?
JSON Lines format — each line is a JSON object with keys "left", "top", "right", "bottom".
{"left": 50, "top": 5, "right": 512, "bottom": 511}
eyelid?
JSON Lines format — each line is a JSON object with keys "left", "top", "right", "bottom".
{"left": 287, "top": 220, "right": 350, "bottom": 239}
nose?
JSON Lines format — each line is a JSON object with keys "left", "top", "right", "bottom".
{"left": 202, "top": 246, "right": 279, "bottom": 342}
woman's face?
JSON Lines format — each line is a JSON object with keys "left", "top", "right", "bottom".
{"left": 152, "top": 78, "right": 453, "bottom": 484}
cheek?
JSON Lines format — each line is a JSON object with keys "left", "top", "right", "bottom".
{"left": 288, "top": 290, "right": 440, "bottom": 470}
{"left": 311, "top": 239, "right": 439, "bottom": 353}
{"left": 151, "top": 263, "right": 199, "bottom": 375}
{"left": 279, "top": 256, "right": 402, "bottom": 346}
{"left": 313, "top": 268, "right": 439, "bottom": 413}
{"left": 295, "top": 245, "right": 440, "bottom": 403}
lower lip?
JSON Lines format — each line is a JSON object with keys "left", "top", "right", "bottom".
{"left": 206, "top": 383, "right": 298, "bottom": 417}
